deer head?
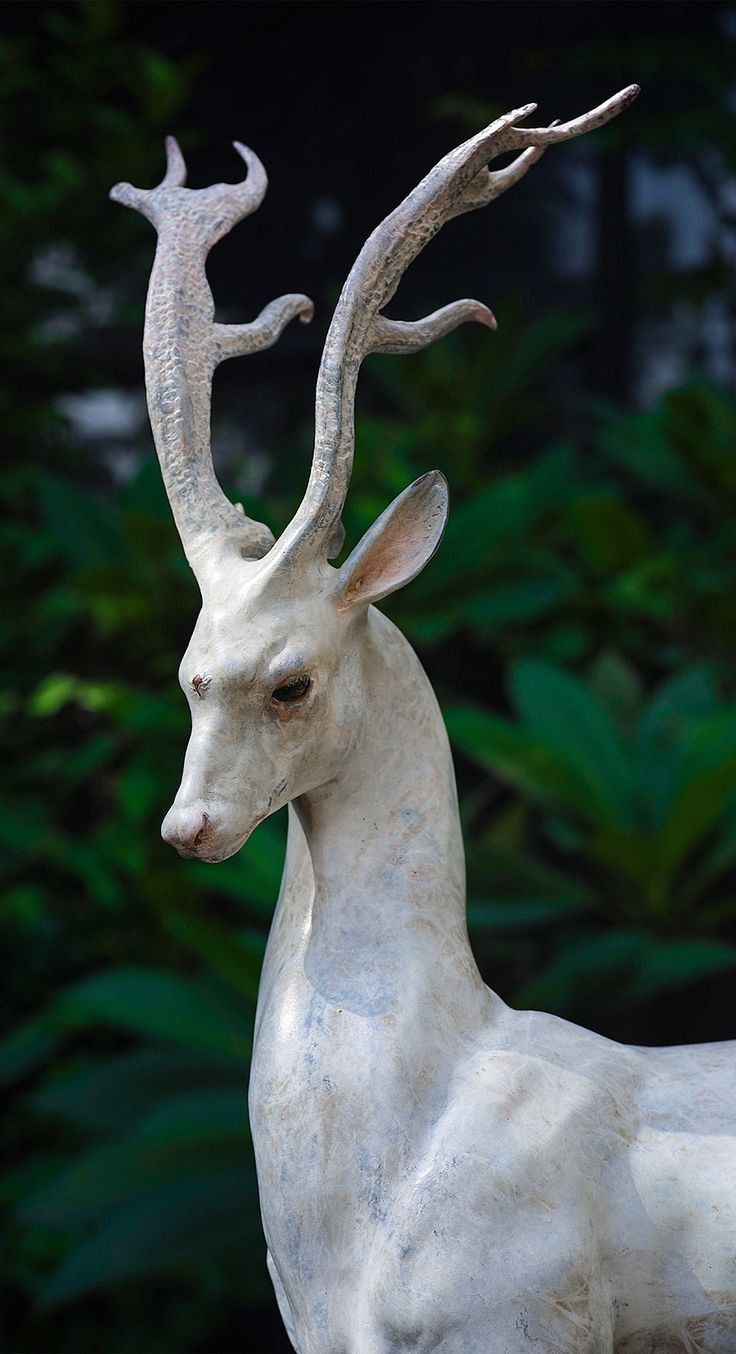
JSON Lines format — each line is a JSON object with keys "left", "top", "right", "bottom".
{"left": 112, "top": 87, "right": 639, "bottom": 863}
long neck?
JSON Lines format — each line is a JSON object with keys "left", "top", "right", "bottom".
{"left": 266, "top": 609, "right": 490, "bottom": 1031}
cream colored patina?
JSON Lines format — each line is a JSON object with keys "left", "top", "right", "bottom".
{"left": 112, "top": 89, "right": 736, "bottom": 1353}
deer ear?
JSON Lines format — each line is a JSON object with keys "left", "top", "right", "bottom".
{"left": 333, "top": 471, "right": 448, "bottom": 612}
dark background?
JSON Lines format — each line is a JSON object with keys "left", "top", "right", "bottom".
{"left": 2, "top": 2, "right": 736, "bottom": 1350}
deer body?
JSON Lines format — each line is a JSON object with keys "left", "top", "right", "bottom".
{"left": 250, "top": 610, "right": 736, "bottom": 1353}
{"left": 112, "top": 86, "right": 736, "bottom": 1352}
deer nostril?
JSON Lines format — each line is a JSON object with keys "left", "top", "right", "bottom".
{"left": 162, "top": 807, "right": 212, "bottom": 857}
{"left": 191, "top": 811, "right": 211, "bottom": 849}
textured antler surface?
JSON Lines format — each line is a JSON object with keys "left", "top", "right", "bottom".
{"left": 110, "top": 138, "right": 313, "bottom": 576}
{"left": 281, "top": 84, "right": 639, "bottom": 559}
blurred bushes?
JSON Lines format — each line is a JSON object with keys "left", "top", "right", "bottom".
{"left": 6, "top": 345, "right": 736, "bottom": 1349}
{"left": 2, "top": 3, "right": 736, "bottom": 1351}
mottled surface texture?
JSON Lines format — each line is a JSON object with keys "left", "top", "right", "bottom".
{"left": 114, "top": 88, "right": 736, "bottom": 1351}
{"left": 110, "top": 137, "right": 313, "bottom": 571}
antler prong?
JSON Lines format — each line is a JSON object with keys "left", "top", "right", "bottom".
{"left": 214, "top": 294, "right": 314, "bottom": 364}
{"left": 451, "top": 142, "right": 549, "bottom": 217}
{"left": 274, "top": 85, "right": 639, "bottom": 559}
{"left": 224, "top": 141, "right": 268, "bottom": 216}
{"left": 511, "top": 84, "right": 640, "bottom": 146}
{"left": 110, "top": 138, "right": 314, "bottom": 579}
{"left": 160, "top": 135, "right": 187, "bottom": 188}
{"left": 371, "top": 300, "right": 496, "bottom": 356}
{"left": 109, "top": 181, "right": 151, "bottom": 212}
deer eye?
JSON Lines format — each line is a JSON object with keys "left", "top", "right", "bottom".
{"left": 272, "top": 674, "right": 312, "bottom": 704}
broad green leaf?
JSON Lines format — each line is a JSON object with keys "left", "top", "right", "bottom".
{"left": 132, "top": 1088, "right": 248, "bottom": 1146}
{"left": 118, "top": 755, "right": 164, "bottom": 825}
{"left": 467, "top": 895, "right": 591, "bottom": 931}
{"left": 597, "top": 408, "right": 711, "bottom": 510}
{"left": 636, "top": 666, "right": 718, "bottom": 825}
{"left": 699, "top": 815, "right": 736, "bottom": 886}
{"left": 445, "top": 704, "right": 592, "bottom": 820}
{"left": 473, "top": 801, "right": 527, "bottom": 854}
{"left": 160, "top": 903, "right": 264, "bottom": 999}
{"left": 632, "top": 937, "right": 736, "bottom": 1000}
{"left": 52, "top": 967, "right": 251, "bottom": 1060}
{"left": 510, "top": 660, "right": 635, "bottom": 829}
{"left": 606, "top": 554, "right": 677, "bottom": 621}
{"left": 588, "top": 652, "right": 643, "bottom": 737}
{"left": 38, "top": 1165, "right": 262, "bottom": 1306}
{"left": 586, "top": 827, "right": 657, "bottom": 902}
{"left": 461, "top": 576, "right": 571, "bottom": 630}
{"left": 479, "top": 312, "right": 591, "bottom": 431}
{"left": 35, "top": 470, "right": 128, "bottom": 571}
{"left": 658, "top": 739, "right": 736, "bottom": 880}
{"left": 0, "top": 969, "right": 253, "bottom": 1067}
{"left": 664, "top": 382, "right": 736, "bottom": 500}
{"left": 0, "top": 1012, "right": 57, "bottom": 1087}
{"left": 516, "top": 930, "right": 645, "bottom": 1014}
{"left": 536, "top": 623, "right": 589, "bottom": 665}
{"left": 27, "top": 675, "right": 185, "bottom": 734}
{"left": 31, "top": 1049, "right": 242, "bottom": 1132}
{"left": 466, "top": 842, "right": 595, "bottom": 910}
{"left": 406, "top": 575, "right": 571, "bottom": 642}
{"left": 569, "top": 494, "right": 650, "bottom": 572}
{"left": 22, "top": 1132, "right": 247, "bottom": 1228}
{"left": 518, "top": 931, "right": 736, "bottom": 1016}
{"left": 139, "top": 50, "right": 190, "bottom": 124}
{"left": 643, "top": 701, "right": 736, "bottom": 882}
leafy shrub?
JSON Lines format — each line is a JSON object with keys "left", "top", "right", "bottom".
{"left": 3, "top": 6, "right": 735, "bottom": 1350}
{"left": 6, "top": 364, "right": 736, "bottom": 1335}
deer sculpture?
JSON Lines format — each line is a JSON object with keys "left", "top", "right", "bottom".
{"left": 111, "top": 85, "right": 736, "bottom": 1353}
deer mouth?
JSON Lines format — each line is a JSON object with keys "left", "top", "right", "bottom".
{"left": 189, "top": 809, "right": 271, "bottom": 864}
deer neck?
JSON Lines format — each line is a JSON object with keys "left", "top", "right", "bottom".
{"left": 274, "top": 608, "right": 488, "bottom": 1025}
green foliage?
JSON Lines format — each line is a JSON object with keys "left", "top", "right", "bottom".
{"left": 8, "top": 357, "right": 736, "bottom": 1345}
{"left": 449, "top": 660, "right": 736, "bottom": 1017}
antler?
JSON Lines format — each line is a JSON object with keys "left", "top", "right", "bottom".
{"left": 281, "top": 84, "right": 639, "bottom": 560}
{"left": 110, "top": 138, "right": 313, "bottom": 577}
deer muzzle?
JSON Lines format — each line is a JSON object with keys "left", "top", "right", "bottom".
{"left": 161, "top": 800, "right": 216, "bottom": 859}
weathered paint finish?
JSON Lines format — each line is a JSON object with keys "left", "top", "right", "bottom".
{"left": 113, "top": 87, "right": 736, "bottom": 1352}
{"left": 250, "top": 608, "right": 736, "bottom": 1352}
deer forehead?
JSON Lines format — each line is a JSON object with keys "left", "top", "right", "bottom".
{"left": 180, "top": 602, "right": 342, "bottom": 686}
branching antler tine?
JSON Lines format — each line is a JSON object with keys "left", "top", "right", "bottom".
{"left": 277, "top": 106, "right": 543, "bottom": 555}
{"left": 110, "top": 136, "right": 186, "bottom": 219}
{"left": 214, "top": 294, "right": 314, "bottom": 364}
{"left": 273, "top": 84, "right": 638, "bottom": 563}
{"left": 372, "top": 300, "right": 496, "bottom": 355}
{"left": 226, "top": 141, "right": 268, "bottom": 216}
{"left": 160, "top": 134, "right": 187, "bottom": 188}
{"left": 111, "top": 137, "right": 315, "bottom": 581}
{"left": 451, "top": 142, "right": 548, "bottom": 217}
{"left": 482, "top": 142, "right": 548, "bottom": 199}
{"left": 109, "top": 181, "right": 151, "bottom": 213}
{"left": 511, "top": 84, "right": 640, "bottom": 146}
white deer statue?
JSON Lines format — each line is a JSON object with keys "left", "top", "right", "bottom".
{"left": 112, "top": 85, "right": 736, "bottom": 1353}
